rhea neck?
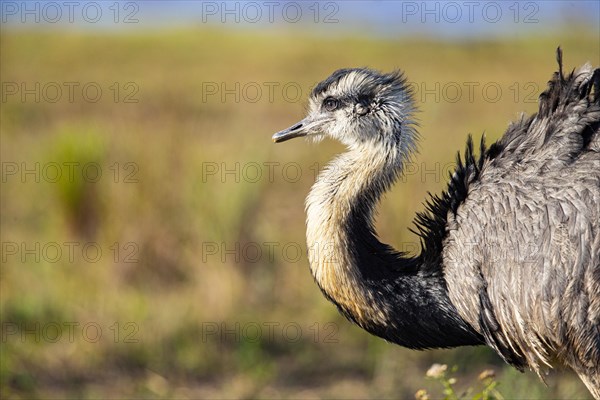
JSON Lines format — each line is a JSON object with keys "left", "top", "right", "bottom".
{"left": 305, "top": 135, "right": 482, "bottom": 349}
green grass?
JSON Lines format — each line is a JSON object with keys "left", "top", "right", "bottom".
{"left": 1, "top": 27, "right": 598, "bottom": 398}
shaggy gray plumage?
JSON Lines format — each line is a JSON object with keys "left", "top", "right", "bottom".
{"left": 273, "top": 49, "right": 599, "bottom": 397}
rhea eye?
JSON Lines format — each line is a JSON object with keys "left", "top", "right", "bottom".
{"left": 323, "top": 97, "right": 339, "bottom": 111}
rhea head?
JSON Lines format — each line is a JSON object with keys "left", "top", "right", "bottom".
{"left": 272, "top": 68, "right": 418, "bottom": 154}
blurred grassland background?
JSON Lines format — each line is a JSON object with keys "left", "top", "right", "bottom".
{"left": 1, "top": 21, "right": 599, "bottom": 400}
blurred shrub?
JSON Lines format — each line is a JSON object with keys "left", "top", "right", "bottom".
{"left": 50, "top": 128, "right": 106, "bottom": 239}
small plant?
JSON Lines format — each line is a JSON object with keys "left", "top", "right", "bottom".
{"left": 51, "top": 128, "right": 107, "bottom": 239}
{"left": 415, "top": 364, "right": 504, "bottom": 400}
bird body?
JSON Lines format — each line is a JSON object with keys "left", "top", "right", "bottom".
{"left": 442, "top": 61, "right": 600, "bottom": 391}
{"left": 273, "top": 50, "right": 600, "bottom": 397}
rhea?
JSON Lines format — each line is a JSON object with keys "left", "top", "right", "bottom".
{"left": 272, "top": 50, "right": 599, "bottom": 397}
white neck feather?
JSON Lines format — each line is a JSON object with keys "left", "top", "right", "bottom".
{"left": 305, "top": 140, "right": 406, "bottom": 325}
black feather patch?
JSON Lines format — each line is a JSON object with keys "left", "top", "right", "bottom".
{"left": 411, "top": 134, "right": 490, "bottom": 267}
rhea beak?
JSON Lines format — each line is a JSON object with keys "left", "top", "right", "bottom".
{"left": 272, "top": 118, "right": 311, "bottom": 143}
